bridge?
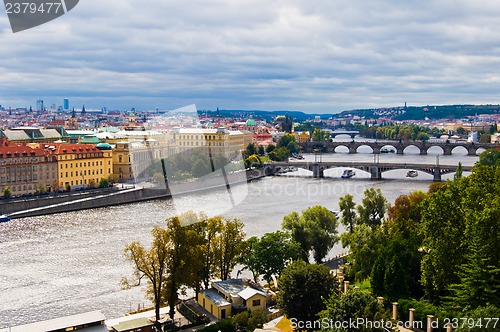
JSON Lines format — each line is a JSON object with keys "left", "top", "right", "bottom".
{"left": 330, "top": 130, "right": 360, "bottom": 138}
{"left": 300, "top": 140, "right": 496, "bottom": 156}
{"left": 265, "top": 161, "right": 472, "bottom": 181}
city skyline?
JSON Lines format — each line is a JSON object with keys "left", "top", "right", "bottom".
{"left": 2, "top": 0, "right": 500, "bottom": 113}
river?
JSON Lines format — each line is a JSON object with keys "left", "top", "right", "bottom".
{"left": 0, "top": 150, "right": 478, "bottom": 328}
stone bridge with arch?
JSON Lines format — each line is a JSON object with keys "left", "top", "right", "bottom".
{"left": 265, "top": 161, "right": 473, "bottom": 181}
{"left": 300, "top": 140, "right": 496, "bottom": 156}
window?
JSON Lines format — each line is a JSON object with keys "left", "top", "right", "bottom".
{"left": 252, "top": 299, "right": 261, "bottom": 307}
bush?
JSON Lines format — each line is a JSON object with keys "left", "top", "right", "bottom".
{"left": 2, "top": 186, "right": 12, "bottom": 199}
{"left": 198, "top": 319, "right": 235, "bottom": 332}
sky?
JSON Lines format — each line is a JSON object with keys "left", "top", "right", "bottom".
{"left": 1, "top": 0, "right": 500, "bottom": 113}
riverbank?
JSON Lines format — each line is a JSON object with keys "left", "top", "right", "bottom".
{"left": 4, "top": 169, "right": 266, "bottom": 219}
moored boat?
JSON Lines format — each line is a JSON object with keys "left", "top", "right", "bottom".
{"left": 0, "top": 214, "right": 10, "bottom": 223}
{"left": 406, "top": 170, "right": 418, "bottom": 178}
{"left": 341, "top": 169, "right": 355, "bottom": 179}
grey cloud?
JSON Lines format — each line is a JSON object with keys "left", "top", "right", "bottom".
{"left": 1, "top": 0, "right": 500, "bottom": 112}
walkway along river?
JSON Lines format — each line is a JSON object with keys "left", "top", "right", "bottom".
{"left": 0, "top": 152, "right": 478, "bottom": 328}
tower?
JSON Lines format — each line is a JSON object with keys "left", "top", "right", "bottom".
{"left": 64, "top": 98, "right": 69, "bottom": 110}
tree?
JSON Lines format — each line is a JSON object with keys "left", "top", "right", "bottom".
{"left": 123, "top": 226, "right": 170, "bottom": 323}
{"left": 282, "top": 206, "right": 339, "bottom": 263}
{"left": 238, "top": 231, "right": 301, "bottom": 284}
{"left": 287, "top": 141, "right": 300, "bottom": 154}
{"left": 312, "top": 128, "right": 330, "bottom": 142}
{"left": 245, "top": 143, "right": 257, "bottom": 157}
{"left": 199, "top": 216, "right": 223, "bottom": 289}
{"left": 319, "top": 290, "right": 390, "bottom": 332}
{"left": 244, "top": 154, "right": 262, "bottom": 169}
{"left": 277, "top": 260, "right": 337, "bottom": 327}
{"left": 456, "top": 126, "right": 466, "bottom": 135}
{"left": 277, "top": 133, "right": 296, "bottom": 149}
{"left": 356, "top": 188, "right": 387, "bottom": 229}
{"left": 342, "top": 224, "right": 386, "bottom": 281}
{"left": 2, "top": 186, "right": 12, "bottom": 199}
{"left": 257, "top": 145, "right": 265, "bottom": 156}
{"left": 417, "top": 132, "right": 430, "bottom": 141}
{"left": 98, "top": 177, "right": 110, "bottom": 188}
{"left": 268, "top": 147, "right": 289, "bottom": 161}
{"left": 454, "top": 162, "right": 463, "bottom": 180}
{"left": 265, "top": 144, "right": 276, "bottom": 154}
{"left": 478, "top": 148, "right": 500, "bottom": 166}
{"left": 371, "top": 236, "right": 423, "bottom": 301}
{"left": 216, "top": 218, "right": 246, "bottom": 280}
{"left": 88, "top": 179, "right": 96, "bottom": 189}
{"left": 479, "top": 133, "right": 491, "bottom": 143}
{"left": 339, "top": 194, "right": 357, "bottom": 233}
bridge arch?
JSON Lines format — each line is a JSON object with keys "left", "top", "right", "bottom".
{"left": 356, "top": 145, "right": 374, "bottom": 154}
{"left": 334, "top": 145, "right": 350, "bottom": 153}
{"left": 426, "top": 146, "right": 445, "bottom": 155}
{"left": 403, "top": 145, "right": 421, "bottom": 154}
{"left": 450, "top": 145, "right": 468, "bottom": 156}
{"left": 475, "top": 147, "right": 486, "bottom": 155}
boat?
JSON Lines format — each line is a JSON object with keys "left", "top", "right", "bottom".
{"left": 341, "top": 169, "right": 355, "bottom": 179}
{"left": 406, "top": 170, "right": 418, "bottom": 178}
{"left": 380, "top": 147, "right": 395, "bottom": 153}
{"left": 0, "top": 214, "right": 10, "bottom": 223}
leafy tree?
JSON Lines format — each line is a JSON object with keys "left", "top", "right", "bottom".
{"left": 239, "top": 231, "right": 301, "bottom": 284}
{"left": 478, "top": 148, "right": 500, "bottom": 166}
{"left": 342, "top": 224, "right": 386, "bottom": 281}
{"left": 287, "top": 141, "right": 300, "bottom": 154}
{"left": 268, "top": 147, "right": 289, "bottom": 161}
{"left": 479, "top": 133, "right": 491, "bottom": 143}
{"left": 282, "top": 206, "right": 339, "bottom": 263}
{"left": 371, "top": 236, "right": 423, "bottom": 300}
{"left": 88, "top": 179, "right": 96, "bottom": 189}
{"left": 98, "top": 177, "right": 110, "bottom": 188}
{"left": 319, "top": 290, "right": 390, "bottom": 332}
{"left": 265, "top": 144, "right": 276, "bottom": 154}
{"left": 245, "top": 143, "right": 257, "bottom": 157}
{"left": 216, "top": 218, "right": 246, "bottom": 280}
{"left": 257, "top": 144, "right": 265, "bottom": 156}
{"left": 199, "top": 216, "right": 223, "bottom": 289}
{"left": 417, "top": 131, "right": 430, "bottom": 141}
{"left": 356, "top": 188, "right": 387, "bottom": 229}
{"left": 244, "top": 154, "right": 262, "bottom": 169}
{"left": 123, "top": 226, "right": 170, "bottom": 323}
{"left": 2, "top": 186, "right": 12, "bottom": 199}
{"left": 232, "top": 309, "right": 267, "bottom": 332}
{"left": 277, "top": 260, "right": 337, "bottom": 328}
{"left": 277, "top": 133, "right": 296, "bottom": 149}
{"left": 339, "top": 194, "right": 357, "bottom": 233}
{"left": 456, "top": 126, "right": 466, "bottom": 135}
{"left": 312, "top": 128, "right": 330, "bottom": 142}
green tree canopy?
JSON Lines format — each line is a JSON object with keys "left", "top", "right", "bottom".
{"left": 478, "top": 148, "right": 500, "bottom": 166}
{"left": 283, "top": 206, "right": 339, "bottom": 263}
{"left": 277, "top": 260, "right": 337, "bottom": 327}
{"left": 356, "top": 188, "right": 387, "bottom": 229}
{"left": 339, "top": 194, "right": 357, "bottom": 233}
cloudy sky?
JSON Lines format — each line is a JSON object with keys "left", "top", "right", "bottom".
{"left": 1, "top": 0, "right": 500, "bottom": 113}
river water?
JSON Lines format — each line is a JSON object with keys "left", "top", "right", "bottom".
{"left": 0, "top": 150, "right": 478, "bottom": 328}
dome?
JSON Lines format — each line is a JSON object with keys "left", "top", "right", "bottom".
{"left": 245, "top": 118, "right": 257, "bottom": 127}
{"left": 96, "top": 142, "right": 113, "bottom": 150}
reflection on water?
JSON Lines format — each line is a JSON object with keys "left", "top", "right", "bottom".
{"left": 0, "top": 153, "right": 478, "bottom": 328}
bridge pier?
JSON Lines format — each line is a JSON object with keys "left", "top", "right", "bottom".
{"left": 433, "top": 167, "right": 441, "bottom": 182}
{"left": 312, "top": 164, "right": 324, "bottom": 178}
{"left": 420, "top": 148, "right": 427, "bottom": 155}
{"left": 370, "top": 166, "right": 382, "bottom": 180}
{"left": 349, "top": 146, "right": 357, "bottom": 154}
{"left": 467, "top": 147, "right": 477, "bottom": 156}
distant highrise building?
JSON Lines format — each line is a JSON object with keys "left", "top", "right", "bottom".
{"left": 64, "top": 98, "right": 69, "bottom": 110}
{"left": 36, "top": 99, "right": 44, "bottom": 111}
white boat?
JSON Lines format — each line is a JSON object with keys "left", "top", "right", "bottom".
{"left": 406, "top": 170, "right": 418, "bottom": 178}
{"left": 341, "top": 169, "right": 355, "bottom": 179}
{"left": 0, "top": 214, "right": 10, "bottom": 223}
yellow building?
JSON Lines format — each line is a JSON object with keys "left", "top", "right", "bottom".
{"left": 198, "top": 279, "right": 268, "bottom": 319}
{"left": 51, "top": 143, "right": 113, "bottom": 190}
{"left": 294, "top": 131, "right": 311, "bottom": 143}
{"left": 112, "top": 139, "right": 170, "bottom": 182}
{"left": 172, "top": 127, "right": 246, "bottom": 160}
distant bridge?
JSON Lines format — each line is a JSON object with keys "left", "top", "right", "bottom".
{"left": 300, "top": 140, "right": 496, "bottom": 156}
{"left": 330, "top": 130, "right": 360, "bottom": 138}
{"left": 265, "top": 161, "right": 472, "bottom": 181}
